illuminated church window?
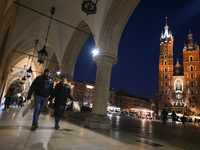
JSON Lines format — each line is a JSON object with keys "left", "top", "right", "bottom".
{"left": 174, "top": 79, "right": 183, "bottom": 91}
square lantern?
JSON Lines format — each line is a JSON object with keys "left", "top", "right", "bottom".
{"left": 37, "top": 46, "right": 48, "bottom": 64}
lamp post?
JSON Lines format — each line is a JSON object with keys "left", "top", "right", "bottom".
{"left": 37, "top": 7, "right": 55, "bottom": 64}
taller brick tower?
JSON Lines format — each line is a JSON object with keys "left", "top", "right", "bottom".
{"left": 157, "top": 18, "right": 174, "bottom": 114}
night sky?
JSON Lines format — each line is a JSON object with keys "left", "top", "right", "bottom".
{"left": 73, "top": 0, "right": 200, "bottom": 99}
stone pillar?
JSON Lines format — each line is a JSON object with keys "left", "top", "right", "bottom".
{"left": 84, "top": 54, "right": 117, "bottom": 129}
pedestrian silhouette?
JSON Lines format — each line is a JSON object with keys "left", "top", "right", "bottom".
{"left": 161, "top": 108, "right": 168, "bottom": 124}
{"left": 171, "top": 111, "right": 176, "bottom": 126}
{"left": 182, "top": 115, "right": 186, "bottom": 128}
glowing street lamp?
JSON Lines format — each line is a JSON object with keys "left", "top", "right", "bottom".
{"left": 92, "top": 49, "right": 99, "bottom": 56}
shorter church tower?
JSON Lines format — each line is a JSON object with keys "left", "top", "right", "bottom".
{"left": 183, "top": 31, "right": 200, "bottom": 115}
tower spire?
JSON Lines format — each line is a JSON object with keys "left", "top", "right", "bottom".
{"left": 166, "top": 16, "right": 167, "bottom": 26}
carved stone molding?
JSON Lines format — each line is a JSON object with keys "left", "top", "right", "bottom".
{"left": 93, "top": 54, "right": 117, "bottom": 67}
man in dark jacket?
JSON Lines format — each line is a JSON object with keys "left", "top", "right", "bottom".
{"left": 27, "top": 69, "right": 53, "bottom": 131}
{"left": 52, "top": 75, "right": 76, "bottom": 129}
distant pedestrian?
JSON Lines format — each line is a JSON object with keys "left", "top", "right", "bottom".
{"left": 18, "top": 94, "right": 24, "bottom": 108}
{"left": 171, "top": 111, "right": 176, "bottom": 126}
{"left": 4, "top": 84, "right": 15, "bottom": 109}
{"left": 181, "top": 115, "right": 186, "bottom": 128}
{"left": 51, "top": 75, "right": 76, "bottom": 129}
{"left": 161, "top": 108, "right": 168, "bottom": 124}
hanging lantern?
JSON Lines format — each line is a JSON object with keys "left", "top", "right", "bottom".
{"left": 26, "top": 66, "right": 33, "bottom": 78}
{"left": 37, "top": 46, "right": 48, "bottom": 64}
{"left": 81, "top": 0, "right": 98, "bottom": 15}
{"left": 37, "top": 7, "right": 55, "bottom": 64}
{"left": 22, "top": 75, "right": 26, "bottom": 81}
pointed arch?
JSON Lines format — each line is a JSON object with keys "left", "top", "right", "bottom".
{"left": 60, "top": 20, "right": 92, "bottom": 79}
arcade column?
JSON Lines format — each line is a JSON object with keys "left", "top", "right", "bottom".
{"left": 84, "top": 54, "right": 117, "bottom": 129}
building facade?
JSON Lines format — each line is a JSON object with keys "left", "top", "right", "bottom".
{"left": 157, "top": 21, "right": 200, "bottom": 115}
{"left": 115, "top": 94, "right": 150, "bottom": 110}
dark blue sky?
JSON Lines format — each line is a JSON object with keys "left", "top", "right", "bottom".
{"left": 74, "top": 0, "right": 200, "bottom": 99}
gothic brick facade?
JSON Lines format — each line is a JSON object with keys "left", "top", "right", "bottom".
{"left": 157, "top": 20, "right": 200, "bottom": 116}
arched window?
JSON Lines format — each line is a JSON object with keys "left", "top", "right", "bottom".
{"left": 165, "top": 68, "right": 167, "bottom": 72}
{"left": 168, "top": 89, "right": 170, "bottom": 94}
{"left": 165, "top": 82, "right": 167, "bottom": 87}
{"left": 191, "top": 73, "right": 193, "bottom": 79}
{"left": 191, "top": 90, "right": 194, "bottom": 95}
{"left": 160, "top": 47, "right": 163, "bottom": 55}
{"left": 165, "top": 74, "right": 167, "bottom": 79}
{"left": 162, "top": 97, "right": 165, "bottom": 101}
{"left": 168, "top": 97, "right": 170, "bottom": 101}
{"left": 165, "top": 55, "right": 167, "bottom": 59}
{"left": 164, "top": 61, "right": 167, "bottom": 65}
{"left": 191, "top": 66, "right": 194, "bottom": 71}
{"left": 165, "top": 90, "right": 167, "bottom": 94}
{"left": 190, "top": 56, "right": 193, "bottom": 61}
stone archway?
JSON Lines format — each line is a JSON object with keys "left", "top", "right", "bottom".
{"left": 84, "top": 0, "right": 140, "bottom": 129}
{"left": 60, "top": 20, "right": 92, "bottom": 81}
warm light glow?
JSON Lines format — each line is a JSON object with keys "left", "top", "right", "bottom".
{"left": 86, "top": 85, "right": 94, "bottom": 89}
{"left": 92, "top": 49, "right": 99, "bottom": 56}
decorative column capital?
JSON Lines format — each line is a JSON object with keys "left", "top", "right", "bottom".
{"left": 93, "top": 54, "right": 118, "bottom": 67}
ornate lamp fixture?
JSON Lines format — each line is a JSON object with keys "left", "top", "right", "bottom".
{"left": 81, "top": 0, "right": 99, "bottom": 15}
{"left": 37, "top": 7, "right": 55, "bottom": 64}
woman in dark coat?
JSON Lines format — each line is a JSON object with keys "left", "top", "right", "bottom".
{"left": 52, "top": 75, "right": 76, "bottom": 129}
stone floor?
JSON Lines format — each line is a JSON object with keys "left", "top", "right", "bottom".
{"left": 0, "top": 106, "right": 191, "bottom": 150}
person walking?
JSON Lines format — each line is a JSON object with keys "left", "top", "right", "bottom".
{"left": 171, "top": 111, "right": 176, "bottom": 126}
{"left": 161, "top": 108, "right": 168, "bottom": 124}
{"left": 27, "top": 69, "right": 53, "bottom": 131}
{"left": 182, "top": 115, "right": 186, "bottom": 128}
{"left": 51, "top": 75, "right": 76, "bottom": 129}
{"left": 4, "top": 84, "right": 15, "bottom": 110}
{"left": 18, "top": 94, "right": 24, "bottom": 108}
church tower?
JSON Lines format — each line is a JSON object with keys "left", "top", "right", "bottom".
{"left": 183, "top": 31, "right": 200, "bottom": 115}
{"left": 157, "top": 17, "right": 174, "bottom": 114}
